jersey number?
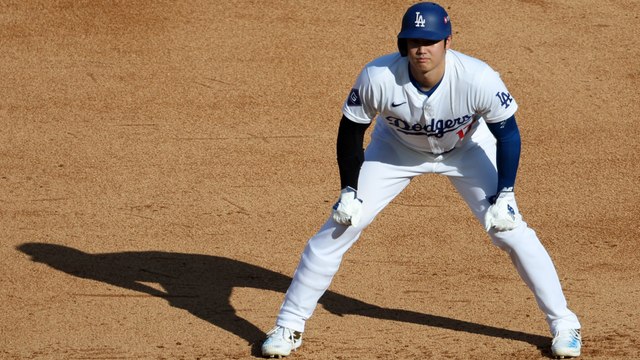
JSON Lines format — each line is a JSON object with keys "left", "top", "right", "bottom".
{"left": 456, "top": 118, "right": 476, "bottom": 140}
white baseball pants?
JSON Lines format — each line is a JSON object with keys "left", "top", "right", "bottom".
{"left": 275, "top": 124, "right": 581, "bottom": 335}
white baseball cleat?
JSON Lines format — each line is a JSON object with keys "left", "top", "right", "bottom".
{"left": 261, "top": 326, "right": 302, "bottom": 358}
{"left": 551, "top": 328, "right": 581, "bottom": 358}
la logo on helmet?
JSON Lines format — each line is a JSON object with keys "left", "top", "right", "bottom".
{"left": 414, "top": 12, "right": 426, "bottom": 27}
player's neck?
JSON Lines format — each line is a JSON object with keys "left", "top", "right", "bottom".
{"left": 409, "top": 63, "right": 445, "bottom": 92}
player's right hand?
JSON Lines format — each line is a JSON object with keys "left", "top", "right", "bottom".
{"left": 332, "top": 187, "right": 363, "bottom": 227}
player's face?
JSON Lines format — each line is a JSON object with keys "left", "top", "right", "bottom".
{"left": 406, "top": 37, "right": 450, "bottom": 74}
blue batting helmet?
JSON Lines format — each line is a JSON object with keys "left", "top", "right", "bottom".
{"left": 397, "top": 2, "right": 451, "bottom": 56}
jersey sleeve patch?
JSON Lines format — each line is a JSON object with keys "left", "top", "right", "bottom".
{"left": 347, "top": 89, "right": 362, "bottom": 106}
{"left": 495, "top": 91, "right": 514, "bottom": 109}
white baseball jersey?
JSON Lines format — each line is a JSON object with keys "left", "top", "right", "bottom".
{"left": 343, "top": 50, "right": 518, "bottom": 154}
{"left": 275, "top": 49, "right": 582, "bottom": 336}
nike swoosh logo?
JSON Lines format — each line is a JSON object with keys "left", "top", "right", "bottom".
{"left": 391, "top": 101, "right": 407, "bottom": 107}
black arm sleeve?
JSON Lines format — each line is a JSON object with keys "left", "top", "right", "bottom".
{"left": 336, "top": 115, "right": 370, "bottom": 190}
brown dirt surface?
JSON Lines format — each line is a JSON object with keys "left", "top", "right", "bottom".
{"left": 1, "top": 1, "right": 639, "bottom": 359}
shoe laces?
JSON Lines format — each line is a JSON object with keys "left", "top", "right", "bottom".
{"left": 553, "top": 329, "right": 581, "bottom": 346}
{"left": 267, "top": 326, "right": 301, "bottom": 343}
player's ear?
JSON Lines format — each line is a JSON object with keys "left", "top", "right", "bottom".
{"left": 444, "top": 35, "right": 452, "bottom": 49}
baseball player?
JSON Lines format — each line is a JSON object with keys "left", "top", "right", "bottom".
{"left": 261, "top": 2, "right": 582, "bottom": 358}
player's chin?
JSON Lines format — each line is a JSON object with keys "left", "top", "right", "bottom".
{"left": 412, "top": 61, "right": 433, "bottom": 72}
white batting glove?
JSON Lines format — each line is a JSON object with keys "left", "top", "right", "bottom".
{"left": 332, "top": 187, "right": 363, "bottom": 227}
{"left": 484, "top": 191, "right": 522, "bottom": 232}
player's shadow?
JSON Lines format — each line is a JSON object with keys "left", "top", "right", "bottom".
{"left": 17, "top": 243, "right": 552, "bottom": 357}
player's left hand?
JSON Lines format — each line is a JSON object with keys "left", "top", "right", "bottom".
{"left": 332, "top": 187, "right": 363, "bottom": 227}
{"left": 484, "top": 191, "right": 522, "bottom": 232}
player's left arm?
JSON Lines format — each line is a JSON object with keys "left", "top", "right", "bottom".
{"left": 486, "top": 114, "right": 521, "bottom": 195}
{"left": 476, "top": 67, "right": 523, "bottom": 231}
{"left": 474, "top": 66, "right": 520, "bottom": 196}
{"left": 484, "top": 115, "right": 523, "bottom": 231}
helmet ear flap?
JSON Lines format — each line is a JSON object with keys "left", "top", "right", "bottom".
{"left": 397, "top": 39, "right": 408, "bottom": 57}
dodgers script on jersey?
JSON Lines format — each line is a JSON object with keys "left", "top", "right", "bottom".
{"left": 343, "top": 50, "right": 518, "bottom": 154}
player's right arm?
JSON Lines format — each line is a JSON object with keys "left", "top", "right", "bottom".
{"left": 338, "top": 65, "right": 379, "bottom": 190}
{"left": 331, "top": 116, "right": 370, "bottom": 227}
{"left": 336, "top": 116, "right": 370, "bottom": 190}
{"left": 332, "top": 66, "right": 378, "bottom": 226}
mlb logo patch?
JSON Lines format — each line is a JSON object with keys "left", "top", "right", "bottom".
{"left": 347, "top": 89, "right": 362, "bottom": 106}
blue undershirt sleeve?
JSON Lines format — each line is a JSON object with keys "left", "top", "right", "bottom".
{"left": 486, "top": 115, "right": 521, "bottom": 195}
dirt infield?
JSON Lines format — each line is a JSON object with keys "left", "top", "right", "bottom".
{"left": 1, "top": 1, "right": 638, "bottom": 359}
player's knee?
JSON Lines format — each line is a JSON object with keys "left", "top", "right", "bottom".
{"left": 489, "top": 222, "right": 536, "bottom": 251}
